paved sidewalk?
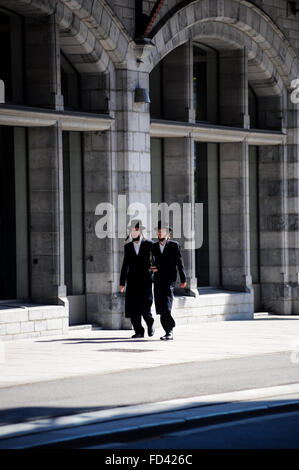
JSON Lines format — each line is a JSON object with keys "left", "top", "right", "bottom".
{"left": 1, "top": 315, "right": 299, "bottom": 388}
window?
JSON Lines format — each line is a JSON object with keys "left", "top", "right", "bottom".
{"left": 0, "top": 11, "right": 24, "bottom": 104}
{"left": 195, "top": 142, "right": 220, "bottom": 286}
{"left": 63, "top": 131, "right": 85, "bottom": 295}
{"left": 193, "top": 44, "right": 218, "bottom": 124}
{"left": 150, "top": 137, "right": 163, "bottom": 203}
{"left": 61, "top": 54, "right": 80, "bottom": 110}
{"left": 249, "top": 146, "right": 260, "bottom": 283}
{"left": 0, "top": 126, "right": 29, "bottom": 299}
{"left": 249, "top": 85, "right": 258, "bottom": 129}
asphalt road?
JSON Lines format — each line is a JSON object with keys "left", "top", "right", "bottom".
{"left": 95, "top": 410, "right": 299, "bottom": 449}
{"left": 0, "top": 350, "right": 298, "bottom": 425}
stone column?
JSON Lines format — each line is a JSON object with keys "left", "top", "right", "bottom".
{"left": 28, "top": 123, "right": 66, "bottom": 303}
{"left": 114, "top": 67, "right": 151, "bottom": 215}
{"left": 115, "top": 67, "right": 152, "bottom": 328}
{"left": 25, "top": 15, "right": 66, "bottom": 304}
{"left": 69, "top": 56, "right": 120, "bottom": 324}
{"left": 287, "top": 100, "right": 299, "bottom": 314}
{"left": 258, "top": 144, "right": 291, "bottom": 314}
{"left": 163, "top": 136, "right": 198, "bottom": 293}
{"left": 219, "top": 48, "right": 249, "bottom": 128}
{"left": 79, "top": 69, "right": 117, "bottom": 326}
{"left": 84, "top": 66, "right": 152, "bottom": 328}
{"left": 219, "top": 141, "right": 252, "bottom": 292}
{"left": 83, "top": 129, "right": 119, "bottom": 326}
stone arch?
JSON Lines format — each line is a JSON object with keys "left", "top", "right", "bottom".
{"left": 0, "top": 0, "right": 131, "bottom": 73}
{"left": 193, "top": 21, "right": 284, "bottom": 98}
{"left": 148, "top": 0, "right": 299, "bottom": 92}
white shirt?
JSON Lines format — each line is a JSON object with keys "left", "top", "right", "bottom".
{"left": 133, "top": 239, "right": 142, "bottom": 255}
{"left": 159, "top": 241, "right": 167, "bottom": 254}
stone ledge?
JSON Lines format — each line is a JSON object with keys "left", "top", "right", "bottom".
{"left": 0, "top": 304, "right": 68, "bottom": 341}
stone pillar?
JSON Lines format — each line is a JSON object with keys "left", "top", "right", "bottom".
{"left": 25, "top": 15, "right": 66, "bottom": 304}
{"left": 115, "top": 67, "right": 152, "bottom": 327}
{"left": 114, "top": 67, "right": 151, "bottom": 215}
{"left": 259, "top": 144, "right": 292, "bottom": 314}
{"left": 84, "top": 66, "right": 152, "bottom": 328}
{"left": 28, "top": 124, "right": 66, "bottom": 303}
{"left": 83, "top": 129, "right": 119, "bottom": 326}
{"left": 162, "top": 42, "right": 194, "bottom": 122}
{"left": 163, "top": 136, "right": 197, "bottom": 293}
{"left": 219, "top": 48, "right": 249, "bottom": 128}
{"left": 285, "top": 97, "right": 299, "bottom": 315}
{"left": 287, "top": 100, "right": 299, "bottom": 314}
{"left": 219, "top": 141, "right": 252, "bottom": 292}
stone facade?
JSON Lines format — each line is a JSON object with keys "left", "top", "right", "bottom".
{"left": 0, "top": 0, "right": 299, "bottom": 339}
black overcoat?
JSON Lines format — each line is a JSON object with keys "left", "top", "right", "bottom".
{"left": 152, "top": 240, "right": 186, "bottom": 315}
{"left": 120, "top": 239, "right": 153, "bottom": 318}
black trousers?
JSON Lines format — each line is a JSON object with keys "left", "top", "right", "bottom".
{"left": 131, "top": 312, "right": 154, "bottom": 335}
{"left": 160, "top": 311, "right": 176, "bottom": 334}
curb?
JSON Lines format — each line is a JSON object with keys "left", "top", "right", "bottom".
{"left": 19, "top": 400, "right": 299, "bottom": 449}
{"left": 1, "top": 383, "right": 299, "bottom": 449}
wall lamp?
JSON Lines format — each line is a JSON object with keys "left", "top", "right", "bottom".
{"left": 134, "top": 87, "right": 150, "bottom": 103}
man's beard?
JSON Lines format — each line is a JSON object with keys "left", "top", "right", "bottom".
{"left": 158, "top": 237, "right": 166, "bottom": 242}
{"left": 132, "top": 234, "right": 141, "bottom": 241}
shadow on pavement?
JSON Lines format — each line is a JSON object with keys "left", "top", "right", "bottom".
{"left": 36, "top": 337, "right": 162, "bottom": 344}
{"left": 0, "top": 405, "right": 128, "bottom": 425}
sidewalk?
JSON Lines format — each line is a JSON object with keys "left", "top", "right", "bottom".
{"left": 0, "top": 314, "right": 299, "bottom": 387}
{"left": 1, "top": 314, "right": 299, "bottom": 448}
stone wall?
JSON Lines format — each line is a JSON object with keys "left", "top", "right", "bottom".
{"left": 0, "top": 304, "right": 68, "bottom": 341}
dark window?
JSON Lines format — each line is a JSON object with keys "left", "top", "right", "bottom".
{"left": 63, "top": 131, "right": 85, "bottom": 295}
{"left": 249, "top": 85, "right": 258, "bottom": 129}
{"left": 61, "top": 54, "right": 80, "bottom": 110}
{"left": 193, "top": 44, "right": 218, "bottom": 124}
{"left": 249, "top": 146, "right": 260, "bottom": 284}
{"left": 0, "top": 12, "right": 24, "bottom": 104}
{"left": 194, "top": 142, "right": 221, "bottom": 287}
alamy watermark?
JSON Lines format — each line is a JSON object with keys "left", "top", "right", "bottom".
{"left": 290, "top": 79, "right": 299, "bottom": 104}
{"left": 94, "top": 195, "right": 203, "bottom": 249}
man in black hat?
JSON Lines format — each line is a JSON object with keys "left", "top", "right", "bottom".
{"left": 152, "top": 221, "right": 186, "bottom": 340}
{"left": 120, "top": 220, "right": 155, "bottom": 338}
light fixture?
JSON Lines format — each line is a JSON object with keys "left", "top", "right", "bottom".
{"left": 134, "top": 87, "right": 150, "bottom": 103}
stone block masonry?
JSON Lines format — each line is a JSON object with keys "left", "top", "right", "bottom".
{"left": 0, "top": 304, "right": 68, "bottom": 341}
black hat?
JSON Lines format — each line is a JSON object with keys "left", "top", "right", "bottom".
{"left": 155, "top": 220, "right": 172, "bottom": 232}
{"left": 127, "top": 219, "right": 146, "bottom": 231}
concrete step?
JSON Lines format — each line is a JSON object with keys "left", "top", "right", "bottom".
{"left": 171, "top": 288, "right": 254, "bottom": 323}
{"left": 69, "top": 324, "right": 102, "bottom": 331}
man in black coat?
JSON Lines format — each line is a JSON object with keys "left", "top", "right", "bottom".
{"left": 152, "top": 221, "right": 187, "bottom": 340}
{"left": 120, "top": 220, "right": 155, "bottom": 338}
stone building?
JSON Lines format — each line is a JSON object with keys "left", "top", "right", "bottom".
{"left": 0, "top": 0, "right": 299, "bottom": 339}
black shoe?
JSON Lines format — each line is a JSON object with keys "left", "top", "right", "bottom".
{"left": 131, "top": 333, "right": 144, "bottom": 339}
{"left": 160, "top": 332, "right": 173, "bottom": 341}
{"left": 147, "top": 325, "right": 155, "bottom": 337}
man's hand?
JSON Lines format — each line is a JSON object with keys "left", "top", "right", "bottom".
{"left": 180, "top": 282, "right": 187, "bottom": 288}
{"left": 151, "top": 266, "right": 158, "bottom": 272}
{"left": 120, "top": 286, "right": 125, "bottom": 293}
